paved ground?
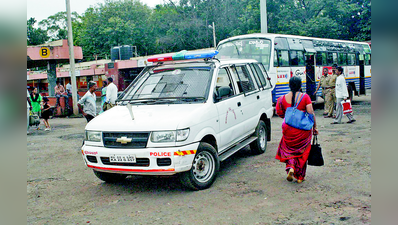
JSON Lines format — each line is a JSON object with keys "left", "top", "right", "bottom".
{"left": 27, "top": 93, "right": 371, "bottom": 224}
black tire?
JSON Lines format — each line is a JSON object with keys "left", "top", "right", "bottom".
{"left": 93, "top": 170, "right": 127, "bottom": 183}
{"left": 179, "top": 142, "right": 220, "bottom": 191}
{"left": 250, "top": 120, "right": 267, "bottom": 155}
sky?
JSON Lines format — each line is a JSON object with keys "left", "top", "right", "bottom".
{"left": 27, "top": 0, "right": 166, "bottom": 23}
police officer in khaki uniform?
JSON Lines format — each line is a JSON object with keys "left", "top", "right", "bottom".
{"left": 314, "top": 67, "right": 331, "bottom": 115}
{"left": 325, "top": 64, "right": 338, "bottom": 118}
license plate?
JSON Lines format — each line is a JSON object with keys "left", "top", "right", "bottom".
{"left": 109, "top": 154, "right": 136, "bottom": 163}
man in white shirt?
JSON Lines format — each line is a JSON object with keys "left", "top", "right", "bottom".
{"left": 331, "top": 67, "right": 356, "bottom": 124}
{"left": 78, "top": 81, "right": 97, "bottom": 123}
{"left": 106, "top": 77, "right": 118, "bottom": 105}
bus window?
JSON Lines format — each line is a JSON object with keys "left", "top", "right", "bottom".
{"left": 327, "top": 52, "right": 338, "bottom": 65}
{"left": 278, "top": 50, "right": 289, "bottom": 67}
{"left": 316, "top": 53, "right": 322, "bottom": 66}
{"left": 347, "top": 53, "right": 356, "bottom": 65}
{"left": 274, "top": 50, "right": 278, "bottom": 67}
{"left": 298, "top": 51, "right": 305, "bottom": 66}
{"left": 316, "top": 52, "right": 327, "bottom": 66}
{"left": 217, "top": 38, "right": 272, "bottom": 71}
{"left": 365, "top": 54, "right": 371, "bottom": 65}
{"left": 290, "top": 51, "right": 305, "bottom": 66}
{"left": 338, "top": 53, "right": 347, "bottom": 65}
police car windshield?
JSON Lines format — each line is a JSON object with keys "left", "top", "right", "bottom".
{"left": 121, "top": 66, "right": 213, "bottom": 104}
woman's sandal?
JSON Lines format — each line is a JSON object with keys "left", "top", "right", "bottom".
{"left": 287, "top": 168, "right": 294, "bottom": 182}
{"left": 297, "top": 178, "right": 305, "bottom": 183}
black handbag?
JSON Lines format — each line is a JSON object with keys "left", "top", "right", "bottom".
{"left": 308, "top": 135, "right": 324, "bottom": 166}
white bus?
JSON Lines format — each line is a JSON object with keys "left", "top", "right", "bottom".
{"left": 216, "top": 33, "right": 371, "bottom": 103}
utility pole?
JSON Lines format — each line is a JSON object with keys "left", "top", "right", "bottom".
{"left": 260, "top": 0, "right": 268, "bottom": 33}
{"left": 212, "top": 22, "right": 216, "bottom": 48}
{"left": 65, "top": 0, "right": 79, "bottom": 115}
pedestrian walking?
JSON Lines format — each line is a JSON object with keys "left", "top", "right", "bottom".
{"left": 41, "top": 97, "right": 52, "bottom": 131}
{"left": 275, "top": 76, "right": 318, "bottom": 183}
{"left": 331, "top": 67, "right": 356, "bottom": 124}
{"left": 314, "top": 67, "right": 331, "bottom": 115}
{"left": 78, "top": 81, "right": 97, "bottom": 123}
{"left": 30, "top": 87, "right": 43, "bottom": 129}
{"left": 100, "top": 80, "right": 108, "bottom": 114}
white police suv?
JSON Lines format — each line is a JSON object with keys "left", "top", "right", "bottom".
{"left": 82, "top": 50, "right": 274, "bottom": 190}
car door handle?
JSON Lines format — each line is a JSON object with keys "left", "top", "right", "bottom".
{"left": 237, "top": 102, "right": 241, "bottom": 107}
{"left": 257, "top": 95, "right": 260, "bottom": 99}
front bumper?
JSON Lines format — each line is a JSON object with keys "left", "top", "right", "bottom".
{"left": 81, "top": 142, "right": 199, "bottom": 175}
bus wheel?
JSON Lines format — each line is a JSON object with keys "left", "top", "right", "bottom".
{"left": 93, "top": 170, "right": 127, "bottom": 183}
{"left": 179, "top": 143, "right": 219, "bottom": 191}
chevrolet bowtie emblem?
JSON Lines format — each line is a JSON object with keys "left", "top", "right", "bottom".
{"left": 116, "top": 136, "right": 132, "bottom": 144}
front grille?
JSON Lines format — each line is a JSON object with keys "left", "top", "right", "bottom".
{"left": 100, "top": 157, "right": 150, "bottom": 167}
{"left": 157, "top": 158, "right": 172, "bottom": 166}
{"left": 86, "top": 155, "right": 98, "bottom": 163}
{"left": 103, "top": 132, "right": 150, "bottom": 148}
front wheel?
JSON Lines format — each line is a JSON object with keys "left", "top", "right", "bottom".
{"left": 179, "top": 142, "right": 220, "bottom": 190}
{"left": 250, "top": 120, "right": 267, "bottom": 155}
{"left": 93, "top": 170, "right": 127, "bottom": 183}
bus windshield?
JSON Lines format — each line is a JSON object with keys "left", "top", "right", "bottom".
{"left": 217, "top": 38, "right": 272, "bottom": 71}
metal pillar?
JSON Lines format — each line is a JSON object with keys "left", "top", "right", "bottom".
{"left": 47, "top": 60, "right": 57, "bottom": 96}
{"left": 66, "top": 0, "right": 79, "bottom": 115}
{"left": 260, "top": 0, "right": 268, "bottom": 33}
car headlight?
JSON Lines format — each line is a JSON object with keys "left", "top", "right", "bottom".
{"left": 176, "top": 128, "right": 190, "bottom": 141}
{"left": 151, "top": 131, "right": 175, "bottom": 143}
{"left": 86, "top": 131, "right": 102, "bottom": 142}
{"left": 151, "top": 128, "right": 190, "bottom": 143}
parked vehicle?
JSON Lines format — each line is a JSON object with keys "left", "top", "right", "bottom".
{"left": 81, "top": 50, "right": 274, "bottom": 190}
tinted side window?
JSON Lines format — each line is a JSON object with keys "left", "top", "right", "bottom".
{"left": 252, "top": 63, "right": 272, "bottom": 89}
{"left": 233, "top": 65, "right": 256, "bottom": 93}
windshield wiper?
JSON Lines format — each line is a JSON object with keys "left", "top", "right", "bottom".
{"left": 178, "top": 97, "right": 206, "bottom": 102}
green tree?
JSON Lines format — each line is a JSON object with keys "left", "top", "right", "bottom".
{"left": 77, "top": 0, "right": 153, "bottom": 60}
{"left": 27, "top": 17, "right": 49, "bottom": 45}
{"left": 38, "top": 11, "right": 80, "bottom": 41}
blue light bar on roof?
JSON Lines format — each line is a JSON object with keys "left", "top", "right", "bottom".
{"left": 147, "top": 50, "right": 219, "bottom": 63}
{"left": 184, "top": 50, "right": 219, "bottom": 59}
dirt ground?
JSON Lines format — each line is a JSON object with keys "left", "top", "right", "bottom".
{"left": 27, "top": 93, "right": 371, "bottom": 224}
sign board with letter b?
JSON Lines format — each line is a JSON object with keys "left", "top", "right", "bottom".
{"left": 40, "top": 47, "right": 50, "bottom": 58}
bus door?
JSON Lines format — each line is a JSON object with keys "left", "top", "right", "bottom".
{"left": 359, "top": 54, "right": 366, "bottom": 95}
{"left": 305, "top": 53, "right": 316, "bottom": 101}
{"left": 302, "top": 40, "right": 317, "bottom": 101}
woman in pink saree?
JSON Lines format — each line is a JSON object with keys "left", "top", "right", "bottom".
{"left": 275, "top": 77, "right": 318, "bottom": 183}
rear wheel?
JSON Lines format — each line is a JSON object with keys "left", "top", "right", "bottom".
{"left": 180, "top": 142, "right": 220, "bottom": 190}
{"left": 250, "top": 120, "right": 267, "bottom": 155}
{"left": 93, "top": 170, "right": 127, "bottom": 183}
